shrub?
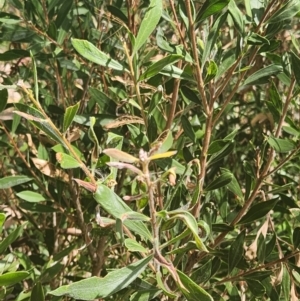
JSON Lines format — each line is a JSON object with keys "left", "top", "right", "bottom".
{"left": 1, "top": 0, "right": 300, "bottom": 300}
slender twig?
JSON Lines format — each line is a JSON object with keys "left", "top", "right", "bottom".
{"left": 184, "top": 0, "right": 208, "bottom": 113}
{"left": 208, "top": 250, "right": 300, "bottom": 287}
{"left": 165, "top": 60, "right": 183, "bottom": 130}
{"left": 18, "top": 85, "right": 97, "bottom": 185}
{"left": 0, "top": 120, "right": 64, "bottom": 212}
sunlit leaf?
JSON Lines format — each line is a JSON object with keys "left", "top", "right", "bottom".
{"left": 0, "top": 271, "right": 29, "bottom": 287}
{"left": 0, "top": 175, "right": 32, "bottom": 189}
{"left": 71, "top": 38, "right": 127, "bottom": 71}
{"left": 63, "top": 102, "right": 80, "bottom": 133}
{"left": 16, "top": 191, "right": 45, "bottom": 202}
{"left": 49, "top": 256, "right": 152, "bottom": 300}
{"left": 133, "top": 0, "right": 162, "bottom": 54}
{"left": 177, "top": 270, "right": 214, "bottom": 301}
{"left": 94, "top": 184, "right": 152, "bottom": 240}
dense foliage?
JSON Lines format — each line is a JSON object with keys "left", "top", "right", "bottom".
{"left": 1, "top": 0, "right": 300, "bottom": 300}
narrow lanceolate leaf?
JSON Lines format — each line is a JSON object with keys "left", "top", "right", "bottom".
{"left": 0, "top": 271, "right": 29, "bottom": 287}
{"left": 205, "top": 172, "right": 233, "bottom": 191}
{"left": 139, "top": 54, "right": 183, "bottom": 81}
{"left": 238, "top": 198, "right": 279, "bottom": 225}
{"left": 16, "top": 191, "right": 45, "bottom": 203}
{"left": 167, "top": 210, "right": 208, "bottom": 252}
{"left": 63, "top": 102, "right": 80, "bottom": 133}
{"left": 124, "top": 238, "right": 147, "bottom": 253}
{"left": 293, "top": 227, "right": 300, "bottom": 249}
{"left": 103, "top": 148, "right": 139, "bottom": 163}
{"left": 133, "top": 0, "right": 162, "bottom": 54}
{"left": 181, "top": 115, "right": 196, "bottom": 142}
{"left": 266, "top": 0, "right": 300, "bottom": 24}
{"left": 49, "top": 256, "right": 152, "bottom": 300}
{"left": 0, "top": 223, "right": 27, "bottom": 253}
{"left": 220, "top": 168, "right": 244, "bottom": 201}
{"left": 176, "top": 270, "right": 214, "bottom": 301}
{"left": 228, "top": 0, "right": 244, "bottom": 36}
{"left": 228, "top": 230, "right": 245, "bottom": 273}
{"left": 243, "top": 64, "right": 283, "bottom": 86}
{"left": 267, "top": 136, "right": 295, "bottom": 153}
{"left": 0, "top": 89, "right": 8, "bottom": 112}
{"left": 94, "top": 184, "right": 152, "bottom": 240}
{"left": 290, "top": 51, "right": 300, "bottom": 86}
{"left": 0, "top": 175, "right": 32, "bottom": 189}
{"left": 71, "top": 38, "right": 127, "bottom": 72}
{"left": 196, "top": 0, "right": 230, "bottom": 24}
{"left": 31, "top": 282, "right": 45, "bottom": 301}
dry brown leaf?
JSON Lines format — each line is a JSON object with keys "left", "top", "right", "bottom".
{"left": 31, "top": 157, "right": 69, "bottom": 182}
{"left": 104, "top": 115, "right": 144, "bottom": 129}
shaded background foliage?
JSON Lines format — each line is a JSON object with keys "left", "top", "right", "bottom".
{"left": 1, "top": 0, "right": 300, "bottom": 300}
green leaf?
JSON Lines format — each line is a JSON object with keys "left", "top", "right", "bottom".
{"left": 247, "top": 33, "right": 270, "bottom": 46}
{"left": 14, "top": 103, "right": 66, "bottom": 146}
{"left": 94, "top": 184, "right": 152, "bottom": 241}
{"left": 238, "top": 198, "right": 279, "bottom": 224}
{"left": 16, "top": 191, "right": 45, "bottom": 203}
{"left": 177, "top": 270, "right": 214, "bottom": 301}
{"left": 257, "top": 233, "right": 266, "bottom": 263}
{"left": 205, "top": 60, "right": 218, "bottom": 83}
{"left": 228, "top": 230, "right": 245, "bottom": 273}
{"left": 31, "top": 282, "right": 44, "bottom": 301}
{"left": 160, "top": 65, "right": 194, "bottom": 81}
{"left": 150, "top": 130, "right": 173, "bottom": 154}
{"left": 133, "top": 0, "right": 162, "bottom": 54}
{"left": 243, "top": 64, "right": 283, "bottom": 86}
{"left": 208, "top": 142, "right": 234, "bottom": 165}
{"left": 63, "top": 102, "right": 80, "bottom": 133}
{"left": 106, "top": 5, "right": 128, "bottom": 24}
{"left": 57, "top": 153, "right": 82, "bottom": 169}
{"left": 0, "top": 89, "right": 8, "bottom": 112}
{"left": 181, "top": 115, "right": 196, "bottom": 142}
{"left": 124, "top": 238, "right": 147, "bottom": 253}
{"left": 220, "top": 168, "right": 244, "bottom": 201}
{"left": 208, "top": 140, "right": 228, "bottom": 155}
{"left": 0, "top": 213, "right": 5, "bottom": 233}
{"left": 49, "top": 256, "right": 153, "bottom": 300}
{"left": 0, "top": 271, "right": 29, "bottom": 287}
{"left": 269, "top": 81, "right": 282, "bottom": 112}
{"left": 267, "top": 0, "right": 300, "bottom": 24}
{"left": 180, "top": 86, "right": 201, "bottom": 105}
{"left": 156, "top": 272, "right": 177, "bottom": 298}
{"left": 246, "top": 279, "right": 265, "bottom": 296}
{"left": 0, "top": 175, "right": 32, "bottom": 189}
{"left": 282, "top": 265, "right": 291, "bottom": 301}
{"left": 282, "top": 125, "right": 300, "bottom": 137}
{"left": 0, "top": 49, "right": 29, "bottom": 61}
{"left": 167, "top": 210, "right": 208, "bottom": 252}
{"left": 139, "top": 54, "right": 182, "bottom": 81}
{"left": 293, "top": 227, "right": 300, "bottom": 249}
{"left": 205, "top": 172, "right": 233, "bottom": 191}
{"left": 267, "top": 136, "right": 295, "bottom": 153}
{"left": 0, "top": 223, "right": 27, "bottom": 253}
{"left": 71, "top": 38, "right": 127, "bottom": 71}
{"left": 202, "top": 12, "right": 228, "bottom": 64}
{"left": 290, "top": 51, "right": 300, "bottom": 86}
{"left": 196, "top": 0, "right": 230, "bottom": 24}
{"left": 228, "top": 0, "right": 244, "bottom": 36}
{"left": 19, "top": 202, "right": 57, "bottom": 213}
